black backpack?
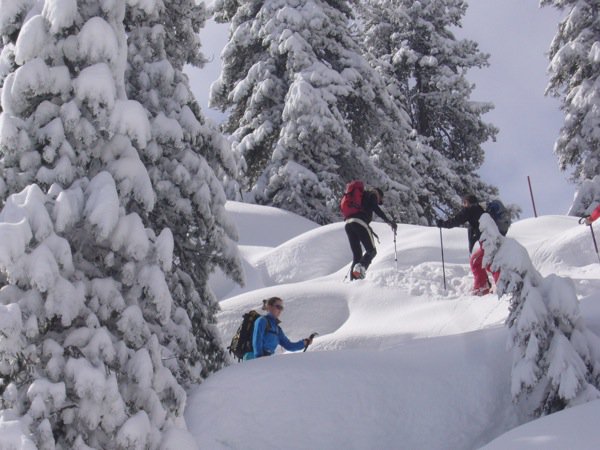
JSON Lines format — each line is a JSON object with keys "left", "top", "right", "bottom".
{"left": 486, "top": 199, "right": 511, "bottom": 236}
{"left": 228, "top": 310, "right": 271, "bottom": 361}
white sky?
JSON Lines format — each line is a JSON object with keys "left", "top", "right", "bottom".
{"left": 188, "top": 0, "right": 573, "bottom": 218}
{"left": 461, "top": 0, "right": 571, "bottom": 217}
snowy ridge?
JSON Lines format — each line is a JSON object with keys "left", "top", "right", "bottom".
{"left": 185, "top": 202, "right": 600, "bottom": 449}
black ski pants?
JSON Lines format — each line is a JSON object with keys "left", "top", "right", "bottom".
{"left": 345, "top": 220, "right": 377, "bottom": 272}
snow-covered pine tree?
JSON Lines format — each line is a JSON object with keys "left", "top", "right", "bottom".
{"left": 479, "top": 214, "right": 600, "bottom": 418}
{"left": 542, "top": 0, "right": 600, "bottom": 216}
{"left": 358, "top": 0, "right": 499, "bottom": 221}
{"left": 569, "top": 174, "right": 600, "bottom": 217}
{"left": 0, "top": 1, "right": 196, "bottom": 447}
{"left": 124, "top": 0, "right": 243, "bottom": 378}
{"left": 212, "top": 0, "right": 423, "bottom": 224}
{"left": 0, "top": 0, "right": 30, "bottom": 99}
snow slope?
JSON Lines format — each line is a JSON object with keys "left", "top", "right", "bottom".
{"left": 186, "top": 202, "right": 600, "bottom": 449}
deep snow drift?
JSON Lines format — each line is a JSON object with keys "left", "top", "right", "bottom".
{"left": 186, "top": 201, "right": 600, "bottom": 449}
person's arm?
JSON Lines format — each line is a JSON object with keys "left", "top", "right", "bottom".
{"left": 437, "top": 208, "right": 469, "bottom": 229}
{"left": 252, "top": 317, "right": 267, "bottom": 357}
{"left": 368, "top": 194, "right": 396, "bottom": 228}
{"left": 373, "top": 202, "right": 392, "bottom": 224}
{"left": 277, "top": 327, "right": 305, "bottom": 352}
{"left": 585, "top": 205, "right": 600, "bottom": 225}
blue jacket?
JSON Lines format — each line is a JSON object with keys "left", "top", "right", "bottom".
{"left": 252, "top": 313, "right": 304, "bottom": 358}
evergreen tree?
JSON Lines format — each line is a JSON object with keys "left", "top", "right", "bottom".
{"left": 569, "top": 174, "right": 600, "bottom": 217}
{"left": 212, "top": 0, "right": 423, "bottom": 224}
{"left": 0, "top": 0, "right": 29, "bottom": 97}
{"left": 0, "top": 1, "right": 203, "bottom": 446}
{"left": 124, "top": 0, "right": 243, "bottom": 378}
{"left": 542, "top": 0, "right": 600, "bottom": 216}
{"left": 359, "top": 0, "right": 498, "bottom": 221}
{"left": 479, "top": 214, "right": 600, "bottom": 418}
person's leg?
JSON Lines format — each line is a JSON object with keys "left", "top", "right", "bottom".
{"left": 488, "top": 267, "right": 500, "bottom": 284}
{"left": 483, "top": 249, "right": 500, "bottom": 286}
{"left": 470, "top": 246, "right": 490, "bottom": 295}
{"left": 345, "top": 223, "right": 363, "bottom": 279}
{"left": 356, "top": 225, "right": 377, "bottom": 269}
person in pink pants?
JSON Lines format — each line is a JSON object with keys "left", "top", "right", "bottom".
{"left": 437, "top": 194, "right": 499, "bottom": 296}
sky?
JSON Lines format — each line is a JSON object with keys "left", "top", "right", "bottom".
{"left": 460, "top": 0, "right": 572, "bottom": 217}
{"left": 184, "top": 200, "right": 600, "bottom": 449}
{"left": 187, "top": 0, "right": 574, "bottom": 218}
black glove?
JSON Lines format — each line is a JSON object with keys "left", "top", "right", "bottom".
{"left": 303, "top": 333, "right": 318, "bottom": 352}
{"left": 436, "top": 219, "right": 444, "bottom": 228}
{"left": 389, "top": 221, "right": 397, "bottom": 232}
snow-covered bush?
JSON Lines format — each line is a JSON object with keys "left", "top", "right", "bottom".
{"left": 480, "top": 214, "right": 600, "bottom": 417}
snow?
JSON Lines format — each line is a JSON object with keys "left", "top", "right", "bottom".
{"left": 185, "top": 201, "right": 600, "bottom": 449}
{"left": 9, "top": 59, "right": 70, "bottom": 116}
{"left": 42, "top": 0, "right": 77, "bottom": 34}
{"left": 78, "top": 17, "right": 119, "bottom": 65}
{"left": 27, "top": 378, "right": 66, "bottom": 419}
{"left": 73, "top": 63, "right": 116, "bottom": 114}
{"left": 14, "top": 15, "right": 48, "bottom": 65}
{"left": 0, "top": 411, "right": 37, "bottom": 450}
{"left": 155, "top": 228, "right": 174, "bottom": 271}
{"left": 126, "top": 0, "right": 158, "bottom": 15}
{"left": 111, "top": 213, "right": 150, "bottom": 260}
{"left": 109, "top": 100, "right": 152, "bottom": 149}
{"left": 104, "top": 136, "right": 156, "bottom": 211}
{"left": 0, "top": 1, "right": 32, "bottom": 35}
{"left": 482, "top": 399, "right": 600, "bottom": 450}
{"left": 115, "top": 411, "right": 154, "bottom": 449}
{"left": 84, "top": 172, "right": 120, "bottom": 240}
{"left": 137, "top": 265, "right": 173, "bottom": 324}
{"left": 151, "top": 113, "right": 184, "bottom": 146}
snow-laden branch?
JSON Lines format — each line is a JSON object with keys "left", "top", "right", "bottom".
{"left": 479, "top": 213, "right": 600, "bottom": 417}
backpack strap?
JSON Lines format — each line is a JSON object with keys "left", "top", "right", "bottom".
{"left": 265, "top": 319, "right": 277, "bottom": 335}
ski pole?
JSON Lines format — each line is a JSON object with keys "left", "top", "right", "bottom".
{"left": 303, "top": 333, "right": 319, "bottom": 352}
{"left": 391, "top": 215, "right": 398, "bottom": 269}
{"left": 527, "top": 175, "right": 538, "bottom": 218}
{"left": 344, "top": 265, "right": 352, "bottom": 282}
{"left": 580, "top": 217, "right": 600, "bottom": 264}
{"left": 439, "top": 227, "right": 447, "bottom": 290}
{"left": 393, "top": 228, "right": 398, "bottom": 269}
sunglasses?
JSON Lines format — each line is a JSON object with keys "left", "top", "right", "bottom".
{"left": 273, "top": 304, "right": 284, "bottom": 311}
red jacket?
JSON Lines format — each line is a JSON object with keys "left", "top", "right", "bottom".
{"left": 590, "top": 205, "right": 600, "bottom": 223}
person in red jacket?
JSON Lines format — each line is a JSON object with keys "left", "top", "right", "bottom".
{"left": 583, "top": 204, "right": 600, "bottom": 225}
{"left": 345, "top": 188, "right": 397, "bottom": 280}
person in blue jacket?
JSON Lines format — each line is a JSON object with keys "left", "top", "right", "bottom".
{"left": 245, "top": 297, "right": 314, "bottom": 359}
